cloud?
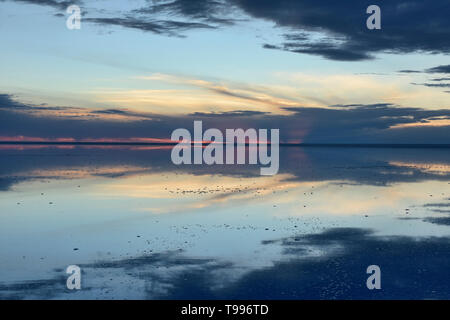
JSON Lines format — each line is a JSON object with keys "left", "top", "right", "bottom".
{"left": 190, "top": 110, "right": 269, "bottom": 117}
{"left": 132, "top": 74, "right": 310, "bottom": 112}
{"left": 398, "top": 65, "right": 450, "bottom": 75}
{"left": 264, "top": 41, "right": 372, "bottom": 62}
{"left": 396, "top": 65, "right": 450, "bottom": 93}
{"left": 84, "top": 17, "right": 216, "bottom": 37}
{"left": 80, "top": 0, "right": 241, "bottom": 37}
{"left": 233, "top": 0, "right": 450, "bottom": 61}
{"left": 397, "top": 70, "right": 422, "bottom": 74}
{"left": 2, "top": 0, "right": 229, "bottom": 37}
{"left": 134, "top": 0, "right": 450, "bottom": 62}
{"left": 134, "top": 71, "right": 450, "bottom": 113}
{"left": 1, "top": 93, "right": 450, "bottom": 145}
{"left": 412, "top": 82, "right": 450, "bottom": 88}
{"left": 426, "top": 65, "right": 450, "bottom": 74}
{"left": 4, "top": 0, "right": 450, "bottom": 61}
{"left": 134, "top": 0, "right": 240, "bottom": 26}
{"left": 0, "top": 93, "right": 158, "bottom": 121}
{"left": 2, "top": 0, "right": 82, "bottom": 10}
{"left": 430, "top": 78, "right": 450, "bottom": 82}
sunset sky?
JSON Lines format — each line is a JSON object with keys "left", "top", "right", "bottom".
{"left": 1, "top": 0, "right": 449, "bottom": 143}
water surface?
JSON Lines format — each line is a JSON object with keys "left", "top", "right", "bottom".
{"left": 0, "top": 145, "right": 449, "bottom": 299}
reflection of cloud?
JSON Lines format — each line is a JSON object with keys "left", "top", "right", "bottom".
{"left": 390, "top": 161, "right": 450, "bottom": 175}
{"left": 4, "top": 227, "right": 450, "bottom": 299}
{"left": 279, "top": 180, "right": 450, "bottom": 217}
{"left": 1, "top": 146, "right": 449, "bottom": 192}
{"left": 97, "top": 172, "right": 302, "bottom": 214}
{"left": 16, "top": 166, "right": 149, "bottom": 179}
{"left": 5, "top": 227, "right": 450, "bottom": 299}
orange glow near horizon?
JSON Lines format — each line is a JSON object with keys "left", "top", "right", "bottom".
{"left": 0, "top": 136, "right": 285, "bottom": 144}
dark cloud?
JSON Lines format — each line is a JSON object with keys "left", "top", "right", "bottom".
{"left": 4, "top": 0, "right": 449, "bottom": 61}
{"left": 2, "top": 0, "right": 226, "bottom": 36}
{"left": 398, "top": 70, "right": 422, "bottom": 74}
{"left": 90, "top": 108, "right": 154, "bottom": 120}
{"left": 329, "top": 103, "right": 393, "bottom": 109}
{"left": 396, "top": 66, "right": 450, "bottom": 93}
{"left": 84, "top": 17, "right": 215, "bottom": 37}
{"left": 431, "top": 78, "right": 450, "bottom": 82}
{"left": 412, "top": 82, "right": 450, "bottom": 88}
{"left": 263, "top": 41, "right": 372, "bottom": 61}
{"left": 134, "top": 0, "right": 239, "bottom": 26}
{"left": 1, "top": 94, "right": 450, "bottom": 144}
{"left": 0, "top": 94, "right": 25, "bottom": 109}
{"left": 280, "top": 104, "right": 450, "bottom": 143}
{"left": 233, "top": 0, "right": 450, "bottom": 61}
{"left": 190, "top": 110, "right": 269, "bottom": 117}
{"left": 83, "top": 0, "right": 238, "bottom": 36}
{"left": 398, "top": 65, "right": 450, "bottom": 76}
{"left": 426, "top": 65, "right": 450, "bottom": 74}
{"left": 1, "top": 0, "right": 82, "bottom": 10}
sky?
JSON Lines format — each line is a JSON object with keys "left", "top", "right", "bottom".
{"left": 0, "top": 0, "right": 449, "bottom": 143}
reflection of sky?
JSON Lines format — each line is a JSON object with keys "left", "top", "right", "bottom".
{"left": 0, "top": 146, "right": 449, "bottom": 299}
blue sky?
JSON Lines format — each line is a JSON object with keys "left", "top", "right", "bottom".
{"left": 0, "top": 0, "right": 449, "bottom": 143}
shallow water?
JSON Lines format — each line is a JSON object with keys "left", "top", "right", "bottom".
{"left": 0, "top": 145, "right": 449, "bottom": 299}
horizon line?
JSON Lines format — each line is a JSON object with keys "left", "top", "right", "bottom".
{"left": 0, "top": 141, "right": 450, "bottom": 148}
